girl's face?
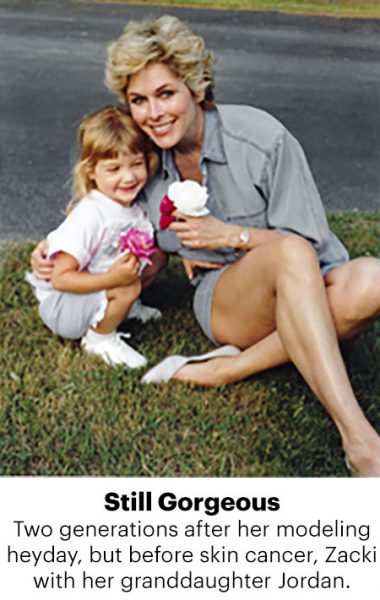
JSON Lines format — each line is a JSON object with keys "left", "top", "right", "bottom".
{"left": 127, "top": 62, "right": 205, "bottom": 151}
{"left": 89, "top": 151, "right": 148, "bottom": 207}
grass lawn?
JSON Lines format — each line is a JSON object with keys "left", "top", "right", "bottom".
{"left": 94, "top": 0, "right": 380, "bottom": 19}
{"left": 1, "top": 212, "right": 379, "bottom": 477}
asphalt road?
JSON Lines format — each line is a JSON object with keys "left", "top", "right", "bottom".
{"left": 1, "top": 0, "right": 380, "bottom": 240}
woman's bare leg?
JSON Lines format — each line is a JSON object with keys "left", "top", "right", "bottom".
{"left": 325, "top": 256, "right": 380, "bottom": 337}
{"left": 175, "top": 331, "right": 288, "bottom": 385}
{"left": 174, "top": 239, "right": 380, "bottom": 475}
{"left": 272, "top": 242, "right": 380, "bottom": 475}
{"left": 177, "top": 256, "right": 380, "bottom": 385}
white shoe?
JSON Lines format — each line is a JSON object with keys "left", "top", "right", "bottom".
{"left": 142, "top": 345, "right": 241, "bottom": 384}
{"left": 81, "top": 331, "right": 147, "bottom": 368}
{"left": 127, "top": 299, "right": 162, "bottom": 323}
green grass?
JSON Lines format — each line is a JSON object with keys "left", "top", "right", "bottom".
{"left": 1, "top": 211, "right": 379, "bottom": 477}
{"left": 93, "top": 0, "right": 380, "bottom": 19}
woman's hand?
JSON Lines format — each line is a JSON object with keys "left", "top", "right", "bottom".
{"left": 169, "top": 213, "right": 283, "bottom": 254}
{"left": 30, "top": 239, "right": 54, "bottom": 280}
{"left": 169, "top": 213, "right": 239, "bottom": 251}
{"left": 181, "top": 257, "right": 223, "bottom": 281}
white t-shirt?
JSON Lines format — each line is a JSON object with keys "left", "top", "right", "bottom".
{"left": 47, "top": 190, "right": 154, "bottom": 273}
{"left": 27, "top": 190, "right": 155, "bottom": 302}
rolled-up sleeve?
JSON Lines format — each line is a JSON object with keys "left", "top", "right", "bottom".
{"left": 263, "top": 129, "right": 329, "bottom": 242}
{"left": 261, "top": 128, "right": 348, "bottom": 271}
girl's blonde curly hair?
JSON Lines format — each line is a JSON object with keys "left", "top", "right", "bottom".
{"left": 105, "top": 15, "right": 216, "bottom": 110}
{"left": 67, "top": 105, "right": 158, "bottom": 213}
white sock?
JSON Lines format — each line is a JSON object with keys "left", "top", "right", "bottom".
{"left": 127, "top": 299, "right": 162, "bottom": 323}
{"left": 84, "top": 329, "right": 115, "bottom": 345}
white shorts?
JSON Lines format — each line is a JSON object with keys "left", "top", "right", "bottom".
{"left": 26, "top": 271, "right": 107, "bottom": 339}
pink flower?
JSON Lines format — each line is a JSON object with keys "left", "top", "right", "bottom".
{"left": 119, "top": 229, "right": 156, "bottom": 265}
{"left": 159, "top": 194, "right": 176, "bottom": 230}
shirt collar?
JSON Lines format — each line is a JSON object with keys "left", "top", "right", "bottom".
{"left": 201, "top": 107, "right": 227, "bottom": 164}
{"left": 161, "top": 106, "right": 227, "bottom": 179}
{"left": 88, "top": 189, "right": 135, "bottom": 212}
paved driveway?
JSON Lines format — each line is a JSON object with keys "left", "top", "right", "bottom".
{"left": 1, "top": 0, "right": 379, "bottom": 239}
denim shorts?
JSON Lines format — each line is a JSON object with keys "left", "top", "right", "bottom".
{"left": 192, "top": 256, "right": 345, "bottom": 346}
{"left": 192, "top": 265, "right": 229, "bottom": 345}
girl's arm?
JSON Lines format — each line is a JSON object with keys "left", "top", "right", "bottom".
{"left": 51, "top": 252, "right": 140, "bottom": 293}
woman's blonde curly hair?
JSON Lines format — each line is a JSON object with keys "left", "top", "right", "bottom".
{"left": 67, "top": 105, "right": 158, "bottom": 213}
{"left": 105, "top": 15, "right": 216, "bottom": 110}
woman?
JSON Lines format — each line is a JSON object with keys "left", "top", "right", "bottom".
{"left": 32, "top": 15, "right": 380, "bottom": 476}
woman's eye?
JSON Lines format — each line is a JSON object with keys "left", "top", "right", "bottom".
{"left": 130, "top": 97, "right": 145, "bottom": 106}
{"left": 160, "top": 90, "right": 174, "bottom": 98}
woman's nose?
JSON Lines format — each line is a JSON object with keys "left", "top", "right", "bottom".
{"left": 147, "top": 98, "right": 164, "bottom": 120}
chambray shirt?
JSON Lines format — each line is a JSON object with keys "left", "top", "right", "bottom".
{"left": 139, "top": 105, "right": 349, "bottom": 277}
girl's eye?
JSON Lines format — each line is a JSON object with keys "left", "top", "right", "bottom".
{"left": 106, "top": 166, "right": 119, "bottom": 172}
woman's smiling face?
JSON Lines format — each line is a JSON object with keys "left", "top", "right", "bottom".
{"left": 127, "top": 62, "right": 205, "bottom": 151}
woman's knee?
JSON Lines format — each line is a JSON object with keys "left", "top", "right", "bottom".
{"left": 328, "top": 257, "right": 380, "bottom": 327}
{"left": 278, "top": 235, "right": 319, "bottom": 278}
{"left": 346, "top": 258, "right": 380, "bottom": 319}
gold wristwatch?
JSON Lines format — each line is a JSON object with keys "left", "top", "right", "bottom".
{"left": 238, "top": 226, "right": 250, "bottom": 251}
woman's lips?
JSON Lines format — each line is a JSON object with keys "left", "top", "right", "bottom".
{"left": 149, "top": 120, "right": 175, "bottom": 136}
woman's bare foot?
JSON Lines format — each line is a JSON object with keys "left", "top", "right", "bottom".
{"left": 175, "top": 360, "right": 380, "bottom": 478}
{"left": 173, "top": 356, "right": 240, "bottom": 386}
{"left": 344, "top": 435, "right": 380, "bottom": 477}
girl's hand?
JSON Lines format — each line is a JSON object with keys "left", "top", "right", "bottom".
{"left": 108, "top": 253, "right": 141, "bottom": 287}
{"left": 30, "top": 239, "right": 54, "bottom": 280}
{"left": 169, "top": 213, "right": 239, "bottom": 251}
{"left": 181, "top": 257, "right": 223, "bottom": 281}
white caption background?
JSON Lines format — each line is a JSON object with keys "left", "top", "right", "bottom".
{"left": 1, "top": 477, "right": 379, "bottom": 599}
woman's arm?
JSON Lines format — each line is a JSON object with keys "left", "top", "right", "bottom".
{"left": 30, "top": 239, "right": 55, "bottom": 280}
{"left": 51, "top": 252, "right": 140, "bottom": 293}
{"left": 169, "top": 213, "right": 282, "bottom": 252}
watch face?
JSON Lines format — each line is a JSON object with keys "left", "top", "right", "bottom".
{"left": 240, "top": 228, "right": 249, "bottom": 246}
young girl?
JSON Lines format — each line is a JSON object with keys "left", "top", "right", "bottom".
{"left": 26, "top": 105, "right": 164, "bottom": 368}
